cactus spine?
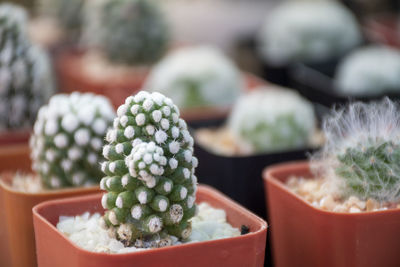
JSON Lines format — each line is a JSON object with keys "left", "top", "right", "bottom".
{"left": 0, "top": 3, "right": 54, "bottom": 130}
{"left": 30, "top": 92, "right": 115, "bottom": 189}
{"left": 100, "top": 91, "right": 198, "bottom": 248}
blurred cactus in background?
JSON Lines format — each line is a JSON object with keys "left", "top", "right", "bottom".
{"left": 36, "top": 0, "right": 85, "bottom": 42}
{"left": 82, "top": 0, "right": 169, "bottom": 65}
{"left": 0, "top": 3, "right": 54, "bottom": 131}
{"left": 145, "top": 46, "right": 243, "bottom": 109}
{"left": 257, "top": 0, "right": 362, "bottom": 65}
{"left": 30, "top": 92, "right": 115, "bottom": 189}
{"left": 228, "top": 87, "right": 316, "bottom": 153}
{"left": 335, "top": 46, "right": 400, "bottom": 96}
{"left": 100, "top": 91, "right": 198, "bottom": 248}
{"left": 313, "top": 98, "right": 400, "bottom": 202}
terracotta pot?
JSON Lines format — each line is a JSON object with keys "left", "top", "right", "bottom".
{"left": 55, "top": 49, "right": 147, "bottom": 108}
{"left": 263, "top": 161, "right": 400, "bottom": 267}
{"left": 33, "top": 185, "right": 268, "bottom": 267}
{"left": 0, "top": 144, "right": 101, "bottom": 267}
{"left": 0, "top": 129, "right": 31, "bottom": 146}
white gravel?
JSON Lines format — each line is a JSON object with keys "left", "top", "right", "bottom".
{"left": 57, "top": 202, "right": 240, "bottom": 253}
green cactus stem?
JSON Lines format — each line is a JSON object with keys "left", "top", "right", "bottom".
{"left": 98, "top": 0, "right": 169, "bottom": 65}
{"left": 100, "top": 91, "right": 198, "bottom": 248}
{"left": 30, "top": 92, "right": 115, "bottom": 189}
{"left": 0, "top": 3, "right": 55, "bottom": 130}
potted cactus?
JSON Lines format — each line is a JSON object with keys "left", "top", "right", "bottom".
{"left": 56, "top": 0, "right": 170, "bottom": 108}
{"left": 256, "top": 0, "right": 362, "bottom": 86}
{"left": 32, "top": 91, "right": 268, "bottom": 267}
{"left": 264, "top": 98, "right": 400, "bottom": 267}
{"left": 194, "top": 86, "right": 321, "bottom": 217}
{"left": 0, "top": 3, "right": 55, "bottom": 145}
{"left": 0, "top": 92, "right": 115, "bottom": 267}
{"left": 144, "top": 46, "right": 266, "bottom": 127}
{"left": 292, "top": 45, "right": 400, "bottom": 107}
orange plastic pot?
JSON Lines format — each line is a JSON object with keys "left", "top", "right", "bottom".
{"left": 33, "top": 185, "right": 268, "bottom": 267}
{"left": 0, "top": 144, "right": 101, "bottom": 267}
{"left": 263, "top": 161, "right": 400, "bottom": 267}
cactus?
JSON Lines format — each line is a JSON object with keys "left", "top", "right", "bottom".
{"left": 100, "top": 91, "right": 198, "bottom": 248}
{"left": 335, "top": 46, "right": 400, "bottom": 96}
{"left": 145, "top": 46, "right": 243, "bottom": 109}
{"left": 313, "top": 98, "right": 400, "bottom": 202}
{"left": 257, "top": 0, "right": 361, "bottom": 65}
{"left": 93, "top": 0, "right": 169, "bottom": 65}
{"left": 228, "top": 87, "right": 316, "bottom": 153}
{"left": 0, "top": 3, "right": 55, "bottom": 131}
{"left": 30, "top": 92, "right": 115, "bottom": 189}
{"left": 36, "top": 0, "right": 85, "bottom": 41}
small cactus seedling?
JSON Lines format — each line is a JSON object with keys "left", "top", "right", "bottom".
{"left": 95, "top": 0, "right": 169, "bottom": 65}
{"left": 100, "top": 91, "right": 198, "bottom": 248}
{"left": 313, "top": 98, "right": 400, "bottom": 202}
{"left": 0, "top": 3, "right": 54, "bottom": 131}
{"left": 145, "top": 46, "right": 243, "bottom": 109}
{"left": 30, "top": 92, "right": 115, "bottom": 189}
{"left": 228, "top": 87, "right": 316, "bottom": 153}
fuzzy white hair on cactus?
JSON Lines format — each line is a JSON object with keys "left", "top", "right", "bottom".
{"left": 131, "top": 205, "right": 142, "bottom": 220}
{"left": 91, "top": 138, "right": 102, "bottom": 151}
{"left": 88, "top": 153, "right": 97, "bottom": 164}
{"left": 74, "top": 128, "right": 90, "bottom": 146}
{"left": 124, "top": 126, "right": 135, "bottom": 139}
{"left": 54, "top": 133, "right": 68, "bottom": 148}
{"left": 93, "top": 118, "right": 107, "bottom": 135}
{"left": 61, "top": 114, "right": 79, "bottom": 133}
{"left": 117, "top": 104, "right": 128, "bottom": 117}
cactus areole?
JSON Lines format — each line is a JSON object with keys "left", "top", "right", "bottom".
{"left": 100, "top": 91, "right": 198, "bottom": 248}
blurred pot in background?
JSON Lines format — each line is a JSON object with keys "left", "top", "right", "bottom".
{"left": 291, "top": 45, "right": 400, "bottom": 107}
{"left": 194, "top": 86, "right": 322, "bottom": 217}
{"left": 256, "top": 0, "right": 362, "bottom": 86}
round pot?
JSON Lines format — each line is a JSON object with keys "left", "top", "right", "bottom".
{"left": 363, "top": 14, "right": 400, "bottom": 48}
{"left": 263, "top": 161, "right": 400, "bottom": 267}
{"left": 0, "top": 144, "right": 101, "bottom": 267}
{"left": 33, "top": 185, "right": 268, "bottom": 267}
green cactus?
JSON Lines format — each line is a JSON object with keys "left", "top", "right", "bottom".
{"left": 30, "top": 92, "right": 115, "bottom": 189}
{"left": 228, "top": 88, "right": 316, "bottom": 153}
{"left": 316, "top": 98, "right": 400, "bottom": 202}
{"left": 98, "top": 0, "right": 169, "bottom": 65}
{"left": 36, "top": 0, "right": 84, "bottom": 41}
{"left": 0, "top": 3, "right": 55, "bottom": 131}
{"left": 145, "top": 46, "right": 243, "bottom": 109}
{"left": 336, "top": 141, "right": 400, "bottom": 201}
{"left": 100, "top": 91, "right": 198, "bottom": 248}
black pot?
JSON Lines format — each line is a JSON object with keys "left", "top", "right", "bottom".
{"left": 290, "top": 62, "right": 400, "bottom": 107}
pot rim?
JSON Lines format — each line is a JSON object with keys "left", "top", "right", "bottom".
{"left": 33, "top": 184, "right": 268, "bottom": 257}
{"left": 263, "top": 160, "right": 400, "bottom": 217}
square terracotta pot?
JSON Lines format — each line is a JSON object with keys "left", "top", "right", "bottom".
{"left": 0, "top": 144, "right": 101, "bottom": 267}
{"left": 263, "top": 161, "right": 400, "bottom": 267}
{"left": 33, "top": 185, "right": 268, "bottom": 267}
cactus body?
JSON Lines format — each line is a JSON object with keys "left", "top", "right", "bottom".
{"left": 257, "top": 0, "right": 361, "bottom": 65}
{"left": 145, "top": 46, "right": 243, "bottom": 109}
{"left": 0, "top": 3, "right": 54, "bottom": 130}
{"left": 30, "top": 92, "right": 115, "bottom": 189}
{"left": 228, "top": 87, "right": 315, "bottom": 153}
{"left": 97, "top": 0, "right": 169, "bottom": 65}
{"left": 335, "top": 46, "right": 400, "bottom": 96}
{"left": 314, "top": 98, "right": 400, "bottom": 202}
{"left": 101, "top": 91, "right": 198, "bottom": 247}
